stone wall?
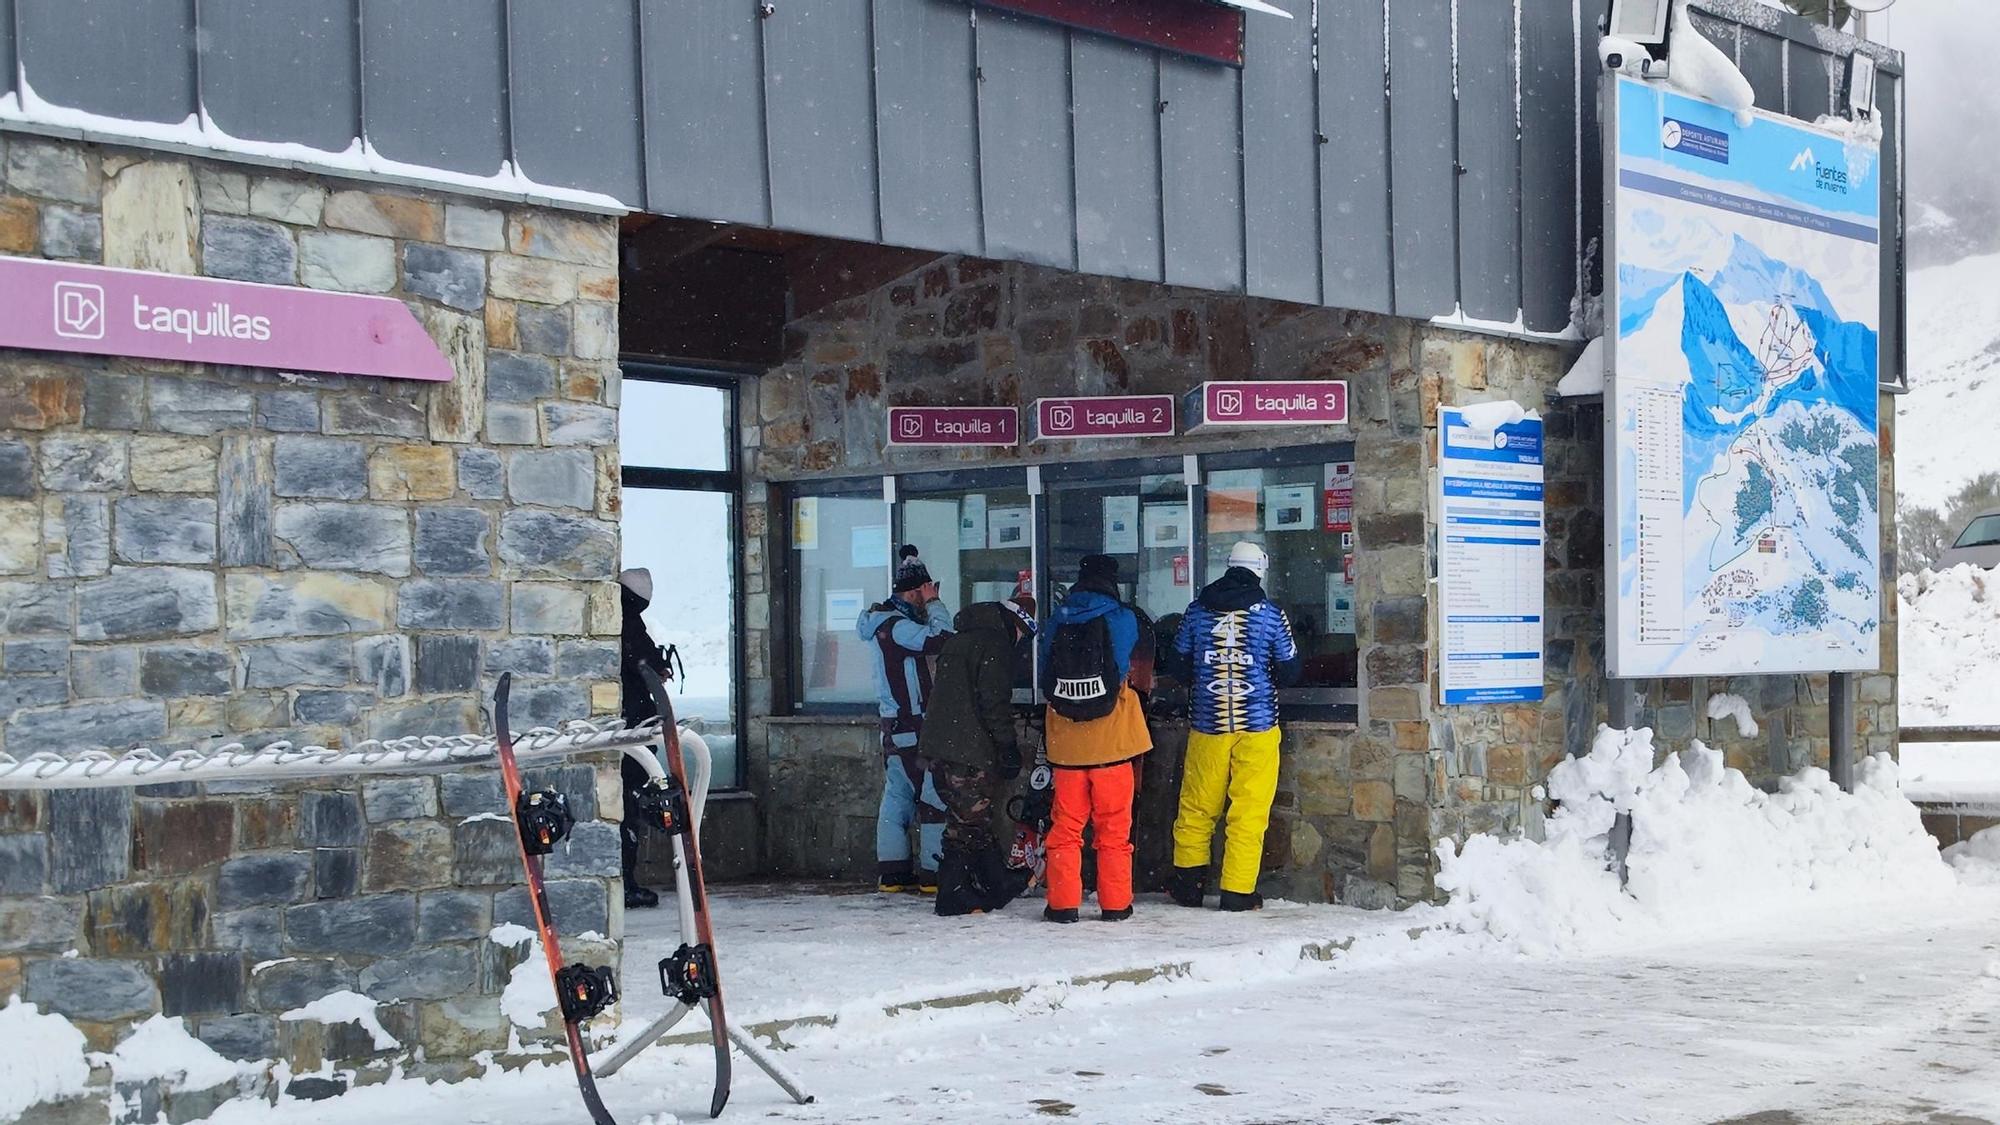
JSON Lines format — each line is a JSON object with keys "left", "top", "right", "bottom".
{"left": 0, "top": 135, "right": 625, "bottom": 1118}
{"left": 736, "top": 252, "right": 1899, "bottom": 906}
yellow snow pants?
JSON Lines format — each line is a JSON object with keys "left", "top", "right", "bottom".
{"left": 1171, "top": 726, "right": 1282, "bottom": 895}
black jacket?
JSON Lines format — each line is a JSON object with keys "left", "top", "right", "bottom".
{"left": 916, "top": 602, "right": 1022, "bottom": 775}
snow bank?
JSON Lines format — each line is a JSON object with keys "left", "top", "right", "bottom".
{"left": 105, "top": 1014, "right": 242, "bottom": 1089}
{"left": 1557, "top": 336, "right": 1606, "bottom": 396}
{"left": 1943, "top": 827, "right": 2000, "bottom": 887}
{"left": 281, "top": 991, "right": 399, "bottom": 1052}
{"left": 1437, "top": 725, "right": 1956, "bottom": 955}
{"left": 1897, "top": 566, "right": 2000, "bottom": 802}
{"left": 500, "top": 941, "right": 558, "bottom": 1030}
{"left": 0, "top": 999, "right": 90, "bottom": 1119}
{"left": 1666, "top": 0, "right": 1756, "bottom": 127}
{"left": 1705, "top": 693, "right": 1759, "bottom": 737}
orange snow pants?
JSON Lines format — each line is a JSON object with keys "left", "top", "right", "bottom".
{"left": 1045, "top": 761, "right": 1135, "bottom": 913}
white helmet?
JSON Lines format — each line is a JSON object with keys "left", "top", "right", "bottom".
{"left": 1226, "top": 541, "right": 1269, "bottom": 579}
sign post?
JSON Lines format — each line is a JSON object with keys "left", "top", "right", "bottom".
{"left": 1181, "top": 380, "right": 1347, "bottom": 431}
{"left": 884, "top": 405, "right": 1019, "bottom": 447}
{"left": 1028, "top": 395, "right": 1175, "bottom": 441}
{"left": 0, "top": 256, "right": 455, "bottom": 381}
{"left": 1437, "top": 407, "right": 1546, "bottom": 705}
{"left": 1603, "top": 74, "right": 1881, "bottom": 678}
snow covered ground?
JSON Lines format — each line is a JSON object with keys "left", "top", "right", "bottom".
{"left": 1897, "top": 566, "right": 2000, "bottom": 803}
{"left": 159, "top": 732, "right": 2000, "bottom": 1125}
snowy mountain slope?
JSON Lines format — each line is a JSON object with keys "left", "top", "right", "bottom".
{"left": 1895, "top": 252, "right": 2000, "bottom": 513}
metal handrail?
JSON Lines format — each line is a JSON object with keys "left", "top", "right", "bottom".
{"left": 1901, "top": 726, "right": 2000, "bottom": 744}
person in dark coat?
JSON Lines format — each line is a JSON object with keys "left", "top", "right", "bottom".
{"left": 619, "top": 568, "right": 671, "bottom": 909}
{"left": 917, "top": 596, "right": 1038, "bottom": 917}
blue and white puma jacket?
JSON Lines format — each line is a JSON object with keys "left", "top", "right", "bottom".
{"left": 1172, "top": 568, "right": 1302, "bottom": 735}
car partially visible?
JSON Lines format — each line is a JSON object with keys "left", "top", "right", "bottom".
{"left": 1936, "top": 507, "right": 2000, "bottom": 571}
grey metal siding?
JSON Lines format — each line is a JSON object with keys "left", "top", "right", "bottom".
{"left": 1159, "top": 57, "right": 1243, "bottom": 295}
{"left": 1316, "top": 0, "right": 1391, "bottom": 317}
{"left": 0, "top": 0, "right": 16, "bottom": 99}
{"left": 1387, "top": 0, "right": 1457, "bottom": 318}
{"left": 762, "top": 0, "right": 879, "bottom": 244}
{"left": 1240, "top": 7, "right": 1318, "bottom": 307}
{"left": 506, "top": 0, "right": 644, "bottom": 203}
{"left": 1072, "top": 37, "right": 1162, "bottom": 282}
{"left": 19, "top": 0, "right": 194, "bottom": 124}
{"left": 1518, "top": 0, "right": 1578, "bottom": 333}
{"left": 974, "top": 11, "right": 1075, "bottom": 271}
{"left": 1789, "top": 45, "right": 1834, "bottom": 122}
{"left": 360, "top": 0, "right": 510, "bottom": 177}
{"left": 872, "top": 0, "right": 981, "bottom": 255}
{"left": 1456, "top": 0, "right": 1522, "bottom": 323}
{"left": 0, "top": 0, "right": 1902, "bottom": 343}
{"left": 202, "top": 0, "right": 358, "bottom": 152}
{"left": 641, "top": 0, "right": 770, "bottom": 226}
{"left": 1740, "top": 28, "right": 1786, "bottom": 113}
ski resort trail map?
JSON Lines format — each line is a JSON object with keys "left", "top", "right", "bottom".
{"left": 1609, "top": 76, "right": 1882, "bottom": 677}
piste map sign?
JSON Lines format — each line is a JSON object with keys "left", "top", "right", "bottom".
{"left": 1606, "top": 75, "right": 1881, "bottom": 677}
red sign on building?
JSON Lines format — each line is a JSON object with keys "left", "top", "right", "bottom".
{"left": 972, "top": 0, "right": 1251, "bottom": 67}
{"left": 0, "top": 255, "right": 455, "bottom": 382}
{"left": 1183, "top": 380, "right": 1348, "bottom": 430}
{"left": 1030, "top": 395, "right": 1175, "bottom": 441}
{"left": 886, "top": 405, "right": 1019, "bottom": 447}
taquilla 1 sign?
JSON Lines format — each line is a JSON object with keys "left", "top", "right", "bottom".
{"left": 0, "top": 255, "right": 456, "bottom": 381}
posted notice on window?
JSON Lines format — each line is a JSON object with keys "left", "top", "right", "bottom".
{"left": 1438, "top": 407, "right": 1545, "bottom": 705}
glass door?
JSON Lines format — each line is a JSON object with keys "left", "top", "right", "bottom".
{"left": 619, "top": 368, "right": 743, "bottom": 787}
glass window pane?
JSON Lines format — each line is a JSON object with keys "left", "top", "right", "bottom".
{"left": 1046, "top": 472, "right": 1190, "bottom": 624}
{"left": 1203, "top": 459, "right": 1359, "bottom": 694}
{"left": 623, "top": 488, "right": 740, "bottom": 786}
{"left": 620, "top": 379, "right": 730, "bottom": 471}
{"left": 900, "top": 483, "right": 1035, "bottom": 690}
{"left": 794, "top": 493, "right": 891, "bottom": 706}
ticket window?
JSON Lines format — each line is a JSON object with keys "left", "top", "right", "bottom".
{"left": 894, "top": 469, "right": 1035, "bottom": 692}
{"left": 790, "top": 484, "right": 893, "bottom": 709}
{"left": 1041, "top": 457, "right": 1192, "bottom": 627}
{"left": 1200, "top": 447, "right": 1359, "bottom": 708}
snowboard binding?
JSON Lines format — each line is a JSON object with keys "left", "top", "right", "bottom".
{"left": 660, "top": 943, "right": 719, "bottom": 1006}
{"left": 555, "top": 963, "right": 620, "bottom": 1024}
{"left": 632, "top": 777, "right": 693, "bottom": 838}
{"left": 516, "top": 789, "right": 575, "bottom": 855}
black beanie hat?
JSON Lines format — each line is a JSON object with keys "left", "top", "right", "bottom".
{"left": 1078, "top": 554, "right": 1120, "bottom": 585}
{"left": 893, "top": 544, "right": 934, "bottom": 593}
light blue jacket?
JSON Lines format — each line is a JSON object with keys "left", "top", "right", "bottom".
{"left": 855, "top": 596, "right": 952, "bottom": 748}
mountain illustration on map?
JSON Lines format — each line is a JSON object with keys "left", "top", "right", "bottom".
{"left": 1619, "top": 211, "right": 1880, "bottom": 664}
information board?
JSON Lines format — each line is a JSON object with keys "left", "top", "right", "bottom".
{"left": 1438, "top": 408, "right": 1545, "bottom": 705}
{"left": 1606, "top": 75, "right": 1881, "bottom": 677}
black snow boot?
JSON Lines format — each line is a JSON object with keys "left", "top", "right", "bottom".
{"left": 625, "top": 884, "right": 659, "bottom": 909}
{"left": 1099, "top": 906, "right": 1133, "bottom": 922}
{"left": 933, "top": 849, "right": 987, "bottom": 917}
{"left": 1168, "top": 865, "right": 1207, "bottom": 908}
{"left": 1042, "top": 906, "right": 1079, "bottom": 924}
{"left": 1218, "top": 890, "right": 1263, "bottom": 912}
{"left": 971, "top": 846, "right": 1031, "bottom": 912}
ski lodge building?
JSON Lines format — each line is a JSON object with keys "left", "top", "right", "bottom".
{"left": 0, "top": 0, "right": 1902, "bottom": 1115}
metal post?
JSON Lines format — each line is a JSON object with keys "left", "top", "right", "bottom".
{"left": 1606, "top": 677, "right": 1643, "bottom": 730}
{"left": 1603, "top": 678, "right": 1645, "bottom": 886}
{"left": 1829, "top": 670, "right": 1854, "bottom": 792}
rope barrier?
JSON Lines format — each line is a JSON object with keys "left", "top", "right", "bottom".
{"left": 0, "top": 716, "right": 670, "bottom": 791}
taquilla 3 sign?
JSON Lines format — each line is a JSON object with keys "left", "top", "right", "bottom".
{"left": 2, "top": 255, "right": 456, "bottom": 381}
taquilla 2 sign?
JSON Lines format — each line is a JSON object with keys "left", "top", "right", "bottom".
{"left": 1, "top": 255, "right": 455, "bottom": 381}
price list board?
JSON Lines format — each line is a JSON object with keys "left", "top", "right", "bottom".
{"left": 1437, "top": 408, "right": 1546, "bottom": 706}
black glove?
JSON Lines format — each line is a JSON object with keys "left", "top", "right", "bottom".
{"left": 997, "top": 745, "right": 1022, "bottom": 781}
